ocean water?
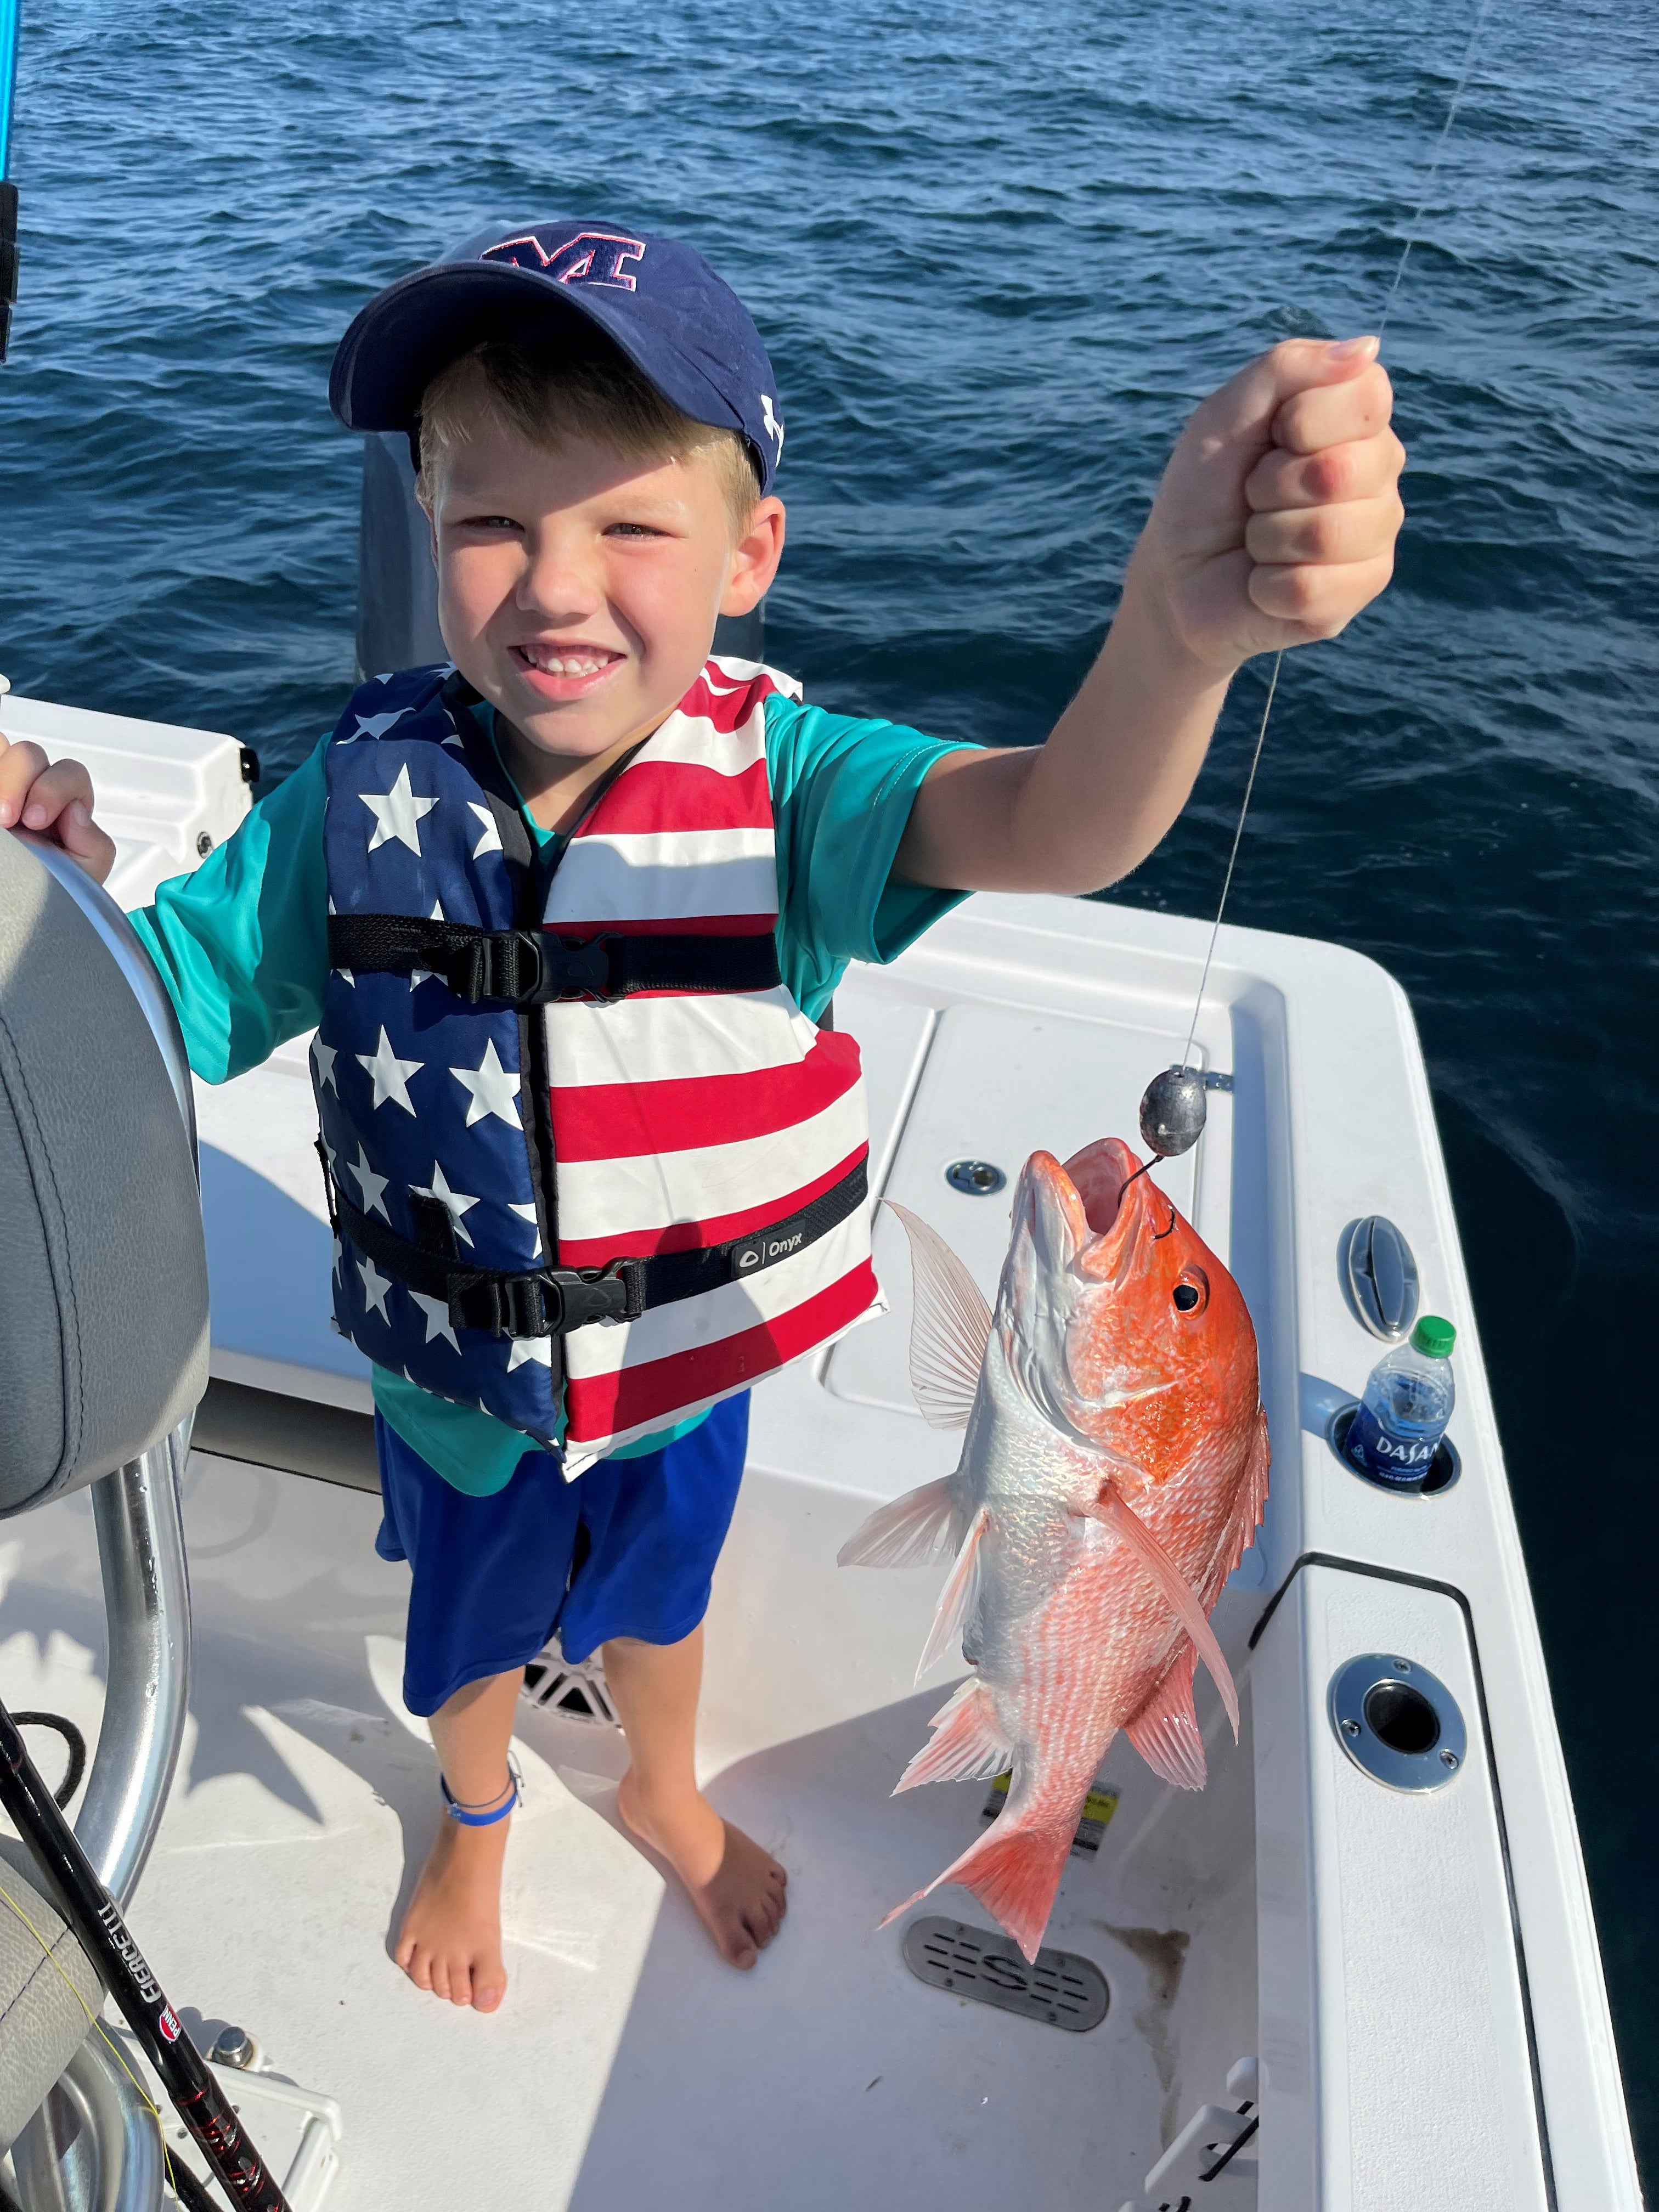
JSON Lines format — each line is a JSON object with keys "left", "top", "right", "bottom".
{"left": 3, "top": 0, "right": 1656, "bottom": 2173}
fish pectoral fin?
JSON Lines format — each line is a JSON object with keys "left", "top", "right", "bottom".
{"left": 1220, "top": 1403, "right": 1272, "bottom": 1582}
{"left": 837, "top": 1476, "right": 958, "bottom": 1569}
{"left": 916, "top": 1505, "right": 991, "bottom": 1683}
{"left": 894, "top": 1675, "right": 1014, "bottom": 1792}
{"left": 1090, "top": 1486, "right": 1240, "bottom": 1740}
{"left": 885, "top": 1201, "right": 994, "bottom": 1430}
{"left": 1125, "top": 1643, "right": 1207, "bottom": 1790}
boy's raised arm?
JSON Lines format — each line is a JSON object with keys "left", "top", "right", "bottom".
{"left": 896, "top": 336, "right": 1406, "bottom": 898}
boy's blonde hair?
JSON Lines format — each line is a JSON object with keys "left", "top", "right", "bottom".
{"left": 415, "top": 332, "right": 761, "bottom": 533}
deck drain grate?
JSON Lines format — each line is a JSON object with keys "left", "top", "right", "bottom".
{"left": 901, "top": 1916, "right": 1109, "bottom": 2032}
{"left": 521, "top": 1639, "right": 620, "bottom": 1727}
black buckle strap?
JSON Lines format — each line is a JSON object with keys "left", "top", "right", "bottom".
{"left": 327, "top": 914, "right": 780, "bottom": 1007}
{"left": 446, "top": 929, "right": 621, "bottom": 1007}
{"left": 331, "top": 1155, "right": 867, "bottom": 1344}
{"left": 450, "top": 1259, "right": 646, "bottom": 1337}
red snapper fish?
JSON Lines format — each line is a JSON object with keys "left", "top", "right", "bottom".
{"left": 840, "top": 1137, "right": 1269, "bottom": 1962}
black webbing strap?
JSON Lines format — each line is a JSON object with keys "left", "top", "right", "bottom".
{"left": 326, "top": 915, "right": 780, "bottom": 1006}
{"left": 331, "top": 1158, "right": 868, "bottom": 1340}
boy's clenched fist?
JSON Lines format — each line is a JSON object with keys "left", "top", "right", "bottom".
{"left": 1134, "top": 335, "right": 1405, "bottom": 672}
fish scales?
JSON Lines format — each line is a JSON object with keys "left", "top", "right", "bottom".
{"left": 840, "top": 1135, "right": 1269, "bottom": 1961}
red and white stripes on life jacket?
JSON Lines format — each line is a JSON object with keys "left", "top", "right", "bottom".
{"left": 544, "top": 661, "right": 881, "bottom": 1467}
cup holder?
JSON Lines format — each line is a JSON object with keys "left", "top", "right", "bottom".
{"left": 1329, "top": 1653, "right": 1467, "bottom": 1792}
{"left": 1325, "top": 1402, "right": 1460, "bottom": 1496}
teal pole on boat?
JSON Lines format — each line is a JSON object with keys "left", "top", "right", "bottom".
{"left": 0, "top": 0, "right": 17, "bottom": 172}
{"left": 0, "top": 0, "right": 18, "bottom": 357}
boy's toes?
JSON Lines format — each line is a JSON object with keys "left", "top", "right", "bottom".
{"left": 447, "top": 1960, "right": 474, "bottom": 2008}
{"left": 473, "top": 1963, "right": 508, "bottom": 2013}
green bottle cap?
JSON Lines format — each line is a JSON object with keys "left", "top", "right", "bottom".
{"left": 1411, "top": 1314, "right": 1455, "bottom": 1358}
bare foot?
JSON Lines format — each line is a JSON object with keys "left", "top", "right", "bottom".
{"left": 394, "top": 1814, "right": 510, "bottom": 2011}
{"left": 616, "top": 1770, "right": 787, "bottom": 1970}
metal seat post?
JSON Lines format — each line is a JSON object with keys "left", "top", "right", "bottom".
{"left": 76, "top": 1423, "right": 193, "bottom": 1910}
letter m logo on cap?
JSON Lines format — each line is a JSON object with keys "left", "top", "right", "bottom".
{"left": 482, "top": 230, "right": 647, "bottom": 292}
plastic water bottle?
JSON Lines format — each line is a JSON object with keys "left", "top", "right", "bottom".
{"left": 1345, "top": 1316, "right": 1457, "bottom": 1492}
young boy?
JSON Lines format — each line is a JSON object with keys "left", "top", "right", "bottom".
{"left": 0, "top": 220, "right": 1403, "bottom": 2014}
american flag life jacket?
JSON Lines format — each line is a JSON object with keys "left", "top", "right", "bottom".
{"left": 313, "top": 656, "right": 882, "bottom": 1475}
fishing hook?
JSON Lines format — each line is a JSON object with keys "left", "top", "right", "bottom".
{"left": 1121, "top": 1155, "right": 1178, "bottom": 1238}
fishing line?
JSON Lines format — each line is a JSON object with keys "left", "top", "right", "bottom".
{"left": 1162, "top": 0, "right": 1494, "bottom": 1107}
{"left": 1178, "top": 651, "right": 1279, "bottom": 1073}
{"left": 1376, "top": 0, "right": 1498, "bottom": 341}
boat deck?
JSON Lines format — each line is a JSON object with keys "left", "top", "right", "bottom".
{"left": 0, "top": 689, "right": 1637, "bottom": 2209}
{"left": 0, "top": 1442, "right": 1260, "bottom": 2209}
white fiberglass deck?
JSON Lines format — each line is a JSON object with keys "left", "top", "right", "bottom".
{"left": 0, "top": 698, "right": 1641, "bottom": 2210}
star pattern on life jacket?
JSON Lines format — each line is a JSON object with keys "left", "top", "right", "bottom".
{"left": 410, "top": 1290, "right": 460, "bottom": 1352}
{"left": 358, "top": 1254, "right": 393, "bottom": 1320}
{"left": 509, "top": 1201, "right": 543, "bottom": 1259}
{"left": 450, "top": 1039, "right": 522, "bottom": 1128}
{"left": 348, "top": 707, "right": 414, "bottom": 743}
{"left": 346, "top": 1144, "right": 391, "bottom": 1220}
{"left": 312, "top": 1037, "right": 338, "bottom": 1094}
{"left": 506, "top": 1335, "right": 553, "bottom": 1370}
{"left": 362, "top": 764, "right": 438, "bottom": 856}
{"left": 356, "top": 1026, "right": 422, "bottom": 1114}
{"left": 466, "top": 802, "right": 504, "bottom": 859}
{"left": 411, "top": 1160, "right": 479, "bottom": 1248}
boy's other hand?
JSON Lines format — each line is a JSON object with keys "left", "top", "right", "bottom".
{"left": 0, "top": 730, "right": 117, "bottom": 883}
{"left": 1134, "top": 336, "right": 1404, "bottom": 673}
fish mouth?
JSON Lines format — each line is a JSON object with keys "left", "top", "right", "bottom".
{"left": 1064, "top": 1137, "right": 1140, "bottom": 1235}
{"left": 1062, "top": 1137, "right": 1167, "bottom": 1287}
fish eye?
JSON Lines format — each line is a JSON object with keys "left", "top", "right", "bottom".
{"left": 1173, "top": 1269, "right": 1209, "bottom": 1314}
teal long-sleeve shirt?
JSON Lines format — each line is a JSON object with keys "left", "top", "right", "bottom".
{"left": 132, "top": 692, "right": 973, "bottom": 1492}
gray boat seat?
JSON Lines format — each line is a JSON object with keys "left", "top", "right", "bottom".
{"left": 0, "top": 826, "right": 207, "bottom": 2194}
{"left": 0, "top": 827, "right": 209, "bottom": 1518}
{"left": 0, "top": 1841, "right": 105, "bottom": 2153}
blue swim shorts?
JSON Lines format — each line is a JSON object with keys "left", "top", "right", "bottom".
{"left": 373, "top": 1392, "right": 749, "bottom": 1717}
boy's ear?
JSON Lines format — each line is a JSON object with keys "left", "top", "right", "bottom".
{"left": 720, "top": 496, "right": 786, "bottom": 618}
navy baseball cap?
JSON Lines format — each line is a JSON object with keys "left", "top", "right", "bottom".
{"left": 329, "top": 220, "right": 785, "bottom": 493}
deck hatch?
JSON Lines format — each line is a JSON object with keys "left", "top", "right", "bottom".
{"left": 900, "top": 1915, "right": 1109, "bottom": 2031}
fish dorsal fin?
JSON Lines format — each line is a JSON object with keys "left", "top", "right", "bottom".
{"left": 893, "top": 1675, "right": 1013, "bottom": 1792}
{"left": 916, "top": 1505, "right": 990, "bottom": 1681}
{"left": 837, "top": 1477, "right": 959, "bottom": 1569}
{"left": 1091, "top": 1486, "right": 1240, "bottom": 1738}
{"left": 1125, "top": 1644, "right": 1207, "bottom": 1791}
{"left": 886, "top": 1202, "right": 994, "bottom": 1430}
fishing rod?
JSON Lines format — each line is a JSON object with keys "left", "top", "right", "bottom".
{"left": 1137, "top": 0, "right": 1496, "bottom": 1169}
{"left": 0, "top": 0, "right": 18, "bottom": 358}
{"left": 0, "top": 1704, "right": 292, "bottom": 2208}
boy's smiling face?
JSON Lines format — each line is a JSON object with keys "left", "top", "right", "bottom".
{"left": 426, "top": 409, "right": 783, "bottom": 825}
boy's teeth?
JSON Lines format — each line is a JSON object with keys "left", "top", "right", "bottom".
{"left": 523, "top": 647, "right": 608, "bottom": 675}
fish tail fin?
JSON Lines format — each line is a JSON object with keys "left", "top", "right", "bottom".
{"left": 881, "top": 1809, "right": 1073, "bottom": 1965}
